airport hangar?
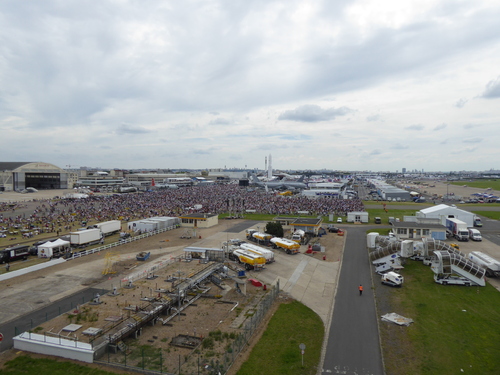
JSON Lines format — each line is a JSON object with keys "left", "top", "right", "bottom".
{"left": 0, "top": 162, "right": 71, "bottom": 191}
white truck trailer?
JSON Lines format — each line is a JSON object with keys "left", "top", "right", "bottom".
{"left": 468, "top": 251, "right": 500, "bottom": 277}
{"left": 240, "top": 243, "right": 275, "bottom": 263}
{"left": 70, "top": 228, "right": 102, "bottom": 248}
{"left": 445, "top": 218, "right": 469, "bottom": 241}
{"left": 94, "top": 220, "right": 121, "bottom": 237}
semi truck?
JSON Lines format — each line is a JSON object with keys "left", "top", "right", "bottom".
{"left": 0, "top": 244, "right": 30, "bottom": 264}
{"left": 468, "top": 251, "right": 500, "bottom": 277}
{"left": 291, "top": 230, "right": 305, "bottom": 244}
{"left": 228, "top": 249, "right": 266, "bottom": 270}
{"left": 270, "top": 237, "right": 300, "bottom": 254}
{"left": 246, "top": 229, "right": 273, "bottom": 245}
{"left": 445, "top": 218, "right": 469, "bottom": 241}
{"left": 92, "top": 220, "right": 121, "bottom": 237}
{"left": 468, "top": 228, "right": 482, "bottom": 241}
{"left": 240, "top": 243, "right": 275, "bottom": 263}
{"left": 70, "top": 228, "right": 102, "bottom": 248}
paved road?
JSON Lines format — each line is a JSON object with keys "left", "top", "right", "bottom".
{"left": 322, "top": 225, "right": 384, "bottom": 375}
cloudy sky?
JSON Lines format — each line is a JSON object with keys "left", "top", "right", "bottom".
{"left": 1, "top": 0, "right": 500, "bottom": 172}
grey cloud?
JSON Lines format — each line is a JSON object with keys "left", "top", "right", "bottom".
{"left": 405, "top": 124, "right": 424, "bottom": 131}
{"left": 391, "top": 143, "right": 409, "bottom": 150}
{"left": 455, "top": 98, "right": 468, "bottom": 108}
{"left": 209, "top": 118, "right": 231, "bottom": 125}
{"left": 366, "top": 114, "right": 381, "bottom": 122}
{"left": 257, "top": 144, "right": 289, "bottom": 150}
{"left": 463, "top": 123, "right": 480, "bottom": 129}
{"left": 463, "top": 138, "right": 483, "bottom": 143}
{"left": 369, "top": 149, "right": 382, "bottom": 156}
{"left": 278, "top": 105, "right": 353, "bottom": 122}
{"left": 117, "top": 124, "right": 152, "bottom": 134}
{"left": 481, "top": 77, "right": 500, "bottom": 98}
{"left": 434, "top": 123, "right": 447, "bottom": 131}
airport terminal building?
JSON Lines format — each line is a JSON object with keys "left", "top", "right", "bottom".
{"left": 0, "top": 162, "right": 71, "bottom": 191}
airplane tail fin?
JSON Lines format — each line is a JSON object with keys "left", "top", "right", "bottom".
{"left": 298, "top": 175, "right": 305, "bottom": 182}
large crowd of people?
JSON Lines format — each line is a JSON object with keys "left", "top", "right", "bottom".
{"left": 0, "top": 185, "right": 364, "bottom": 236}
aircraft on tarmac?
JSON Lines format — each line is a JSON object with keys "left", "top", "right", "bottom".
{"left": 249, "top": 173, "right": 307, "bottom": 191}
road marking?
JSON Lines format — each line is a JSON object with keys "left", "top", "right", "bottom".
{"left": 284, "top": 257, "right": 308, "bottom": 293}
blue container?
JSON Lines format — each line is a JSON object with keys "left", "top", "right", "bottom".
{"left": 238, "top": 270, "right": 246, "bottom": 277}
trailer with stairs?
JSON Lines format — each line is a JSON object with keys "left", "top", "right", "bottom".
{"left": 431, "top": 250, "right": 486, "bottom": 286}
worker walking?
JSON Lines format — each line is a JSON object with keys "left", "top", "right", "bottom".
{"left": 358, "top": 284, "right": 363, "bottom": 296}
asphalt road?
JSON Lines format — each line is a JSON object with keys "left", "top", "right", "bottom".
{"left": 322, "top": 225, "right": 384, "bottom": 375}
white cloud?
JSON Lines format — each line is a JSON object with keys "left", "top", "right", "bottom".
{"left": 0, "top": 0, "right": 499, "bottom": 171}
{"left": 405, "top": 124, "right": 425, "bottom": 131}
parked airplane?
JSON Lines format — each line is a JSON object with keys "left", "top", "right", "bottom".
{"left": 249, "top": 173, "right": 307, "bottom": 190}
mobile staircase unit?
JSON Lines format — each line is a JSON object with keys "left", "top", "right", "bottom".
{"left": 369, "top": 240, "right": 403, "bottom": 274}
{"left": 431, "top": 250, "right": 486, "bottom": 286}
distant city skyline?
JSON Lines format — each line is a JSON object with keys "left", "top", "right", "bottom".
{"left": 1, "top": 1, "right": 499, "bottom": 171}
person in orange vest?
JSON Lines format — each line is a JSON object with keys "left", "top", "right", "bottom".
{"left": 358, "top": 284, "right": 363, "bottom": 296}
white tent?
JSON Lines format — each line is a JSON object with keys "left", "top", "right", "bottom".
{"left": 38, "top": 239, "right": 71, "bottom": 258}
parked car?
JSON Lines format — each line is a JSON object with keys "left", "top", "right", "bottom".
{"left": 328, "top": 225, "right": 339, "bottom": 233}
{"left": 337, "top": 217, "right": 342, "bottom": 223}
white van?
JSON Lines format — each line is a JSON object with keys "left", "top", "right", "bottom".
{"left": 468, "top": 228, "right": 482, "bottom": 241}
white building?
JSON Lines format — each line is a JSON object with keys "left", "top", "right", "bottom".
{"left": 416, "top": 204, "right": 475, "bottom": 227}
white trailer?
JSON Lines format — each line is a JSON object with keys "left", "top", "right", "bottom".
{"left": 240, "top": 243, "right": 275, "bottom": 263}
{"left": 70, "top": 228, "right": 102, "bottom": 247}
{"left": 95, "top": 220, "right": 121, "bottom": 236}
{"left": 468, "top": 251, "right": 500, "bottom": 277}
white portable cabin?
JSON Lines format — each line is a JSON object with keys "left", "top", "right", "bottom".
{"left": 347, "top": 211, "right": 369, "bottom": 223}
{"left": 149, "top": 216, "right": 180, "bottom": 229}
{"left": 127, "top": 220, "right": 159, "bottom": 232}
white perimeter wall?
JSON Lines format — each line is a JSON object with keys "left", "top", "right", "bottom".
{"left": 13, "top": 332, "right": 94, "bottom": 363}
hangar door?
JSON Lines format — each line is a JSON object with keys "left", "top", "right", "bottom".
{"left": 25, "top": 173, "right": 61, "bottom": 189}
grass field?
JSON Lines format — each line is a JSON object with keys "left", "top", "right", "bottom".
{"left": 380, "top": 260, "right": 500, "bottom": 375}
{"left": 365, "top": 208, "right": 419, "bottom": 225}
{"left": 237, "top": 301, "right": 324, "bottom": 375}
{"left": 471, "top": 210, "right": 500, "bottom": 221}
{"left": 0, "top": 355, "right": 122, "bottom": 375}
{"left": 449, "top": 179, "right": 500, "bottom": 190}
